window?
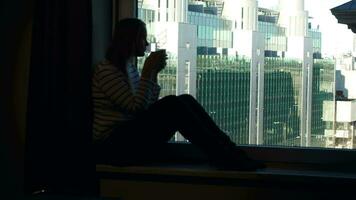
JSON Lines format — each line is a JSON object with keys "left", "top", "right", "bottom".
{"left": 134, "top": 0, "right": 356, "bottom": 164}
{"left": 184, "top": 60, "right": 191, "bottom": 94}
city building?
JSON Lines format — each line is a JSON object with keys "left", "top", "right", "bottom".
{"left": 320, "top": 2, "right": 356, "bottom": 149}
{"left": 321, "top": 35, "right": 356, "bottom": 149}
{"left": 323, "top": 99, "right": 356, "bottom": 149}
{"left": 138, "top": 0, "right": 335, "bottom": 147}
{"left": 319, "top": 50, "right": 356, "bottom": 149}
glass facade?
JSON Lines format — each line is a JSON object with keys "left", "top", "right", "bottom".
{"left": 258, "top": 21, "right": 287, "bottom": 53}
{"left": 188, "top": 11, "right": 233, "bottom": 51}
{"left": 311, "top": 59, "right": 335, "bottom": 147}
{"left": 308, "top": 29, "right": 322, "bottom": 58}
{"left": 196, "top": 55, "right": 251, "bottom": 144}
{"left": 263, "top": 58, "right": 302, "bottom": 146}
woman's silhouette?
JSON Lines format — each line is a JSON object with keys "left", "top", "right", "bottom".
{"left": 92, "top": 18, "right": 264, "bottom": 171}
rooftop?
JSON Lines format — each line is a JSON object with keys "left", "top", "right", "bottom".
{"left": 331, "top": 0, "right": 356, "bottom": 33}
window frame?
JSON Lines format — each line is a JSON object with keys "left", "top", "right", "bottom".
{"left": 116, "top": 0, "right": 356, "bottom": 170}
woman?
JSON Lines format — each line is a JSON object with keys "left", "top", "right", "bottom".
{"left": 92, "top": 18, "right": 264, "bottom": 170}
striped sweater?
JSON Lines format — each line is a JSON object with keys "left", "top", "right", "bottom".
{"left": 92, "top": 60, "right": 161, "bottom": 142}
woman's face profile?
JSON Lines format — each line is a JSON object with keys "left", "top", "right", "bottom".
{"left": 135, "top": 26, "right": 149, "bottom": 57}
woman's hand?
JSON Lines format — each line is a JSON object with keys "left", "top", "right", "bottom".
{"left": 152, "top": 50, "right": 167, "bottom": 72}
{"left": 141, "top": 50, "right": 167, "bottom": 79}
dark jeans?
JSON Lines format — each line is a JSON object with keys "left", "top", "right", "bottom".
{"left": 96, "top": 94, "right": 235, "bottom": 165}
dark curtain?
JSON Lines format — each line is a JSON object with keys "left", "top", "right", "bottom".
{"left": 25, "top": 0, "right": 96, "bottom": 196}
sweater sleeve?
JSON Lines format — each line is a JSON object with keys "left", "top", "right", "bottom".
{"left": 95, "top": 65, "right": 155, "bottom": 114}
{"left": 148, "top": 83, "right": 161, "bottom": 104}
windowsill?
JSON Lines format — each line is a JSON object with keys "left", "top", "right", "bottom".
{"left": 162, "top": 142, "right": 356, "bottom": 169}
{"left": 96, "top": 143, "right": 356, "bottom": 188}
{"left": 97, "top": 162, "right": 356, "bottom": 179}
{"left": 97, "top": 164, "right": 356, "bottom": 199}
{"left": 96, "top": 162, "right": 356, "bottom": 190}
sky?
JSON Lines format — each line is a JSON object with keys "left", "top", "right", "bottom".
{"left": 258, "top": 0, "right": 354, "bottom": 57}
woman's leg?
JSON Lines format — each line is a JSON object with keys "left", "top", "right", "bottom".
{"left": 145, "top": 95, "right": 224, "bottom": 150}
{"left": 96, "top": 116, "right": 176, "bottom": 165}
{"left": 144, "top": 95, "right": 254, "bottom": 169}
{"left": 100, "top": 95, "right": 264, "bottom": 170}
{"left": 177, "top": 94, "right": 234, "bottom": 146}
{"left": 175, "top": 94, "right": 265, "bottom": 170}
{"left": 98, "top": 95, "right": 211, "bottom": 165}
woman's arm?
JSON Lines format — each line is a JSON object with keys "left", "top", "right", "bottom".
{"left": 150, "top": 81, "right": 161, "bottom": 103}
{"left": 95, "top": 64, "right": 156, "bottom": 114}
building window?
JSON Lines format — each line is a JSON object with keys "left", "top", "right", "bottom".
{"left": 184, "top": 60, "right": 191, "bottom": 93}
{"left": 135, "top": 0, "right": 356, "bottom": 160}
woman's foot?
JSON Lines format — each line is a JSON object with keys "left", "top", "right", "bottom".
{"left": 209, "top": 144, "right": 266, "bottom": 171}
{"left": 210, "top": 154, "right": 266, "bottom": 171}
{"left": 213, "top": 157, "right": 266, "bottom": 171}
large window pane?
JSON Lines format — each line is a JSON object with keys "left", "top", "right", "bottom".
{"left": 137, "top": 0, "right": 356, "bottom": 149}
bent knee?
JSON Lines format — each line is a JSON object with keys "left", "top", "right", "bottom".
{"left": 179, "top": 94, "right": 195, "bottom": 100}
{"left": 161, "top": 95, "right": 179, "bottom": 102}
{"left": 178, "top": 94, "right": 197, "bottom": 102}
{"left": 157, "top": 95, "right": 180, "bottom": 106}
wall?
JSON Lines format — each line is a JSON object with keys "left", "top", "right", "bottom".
{"left": 336, "top": 101, "right": 356, "bottom": 122}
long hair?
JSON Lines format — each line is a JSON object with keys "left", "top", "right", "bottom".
{"left": 105, "top": 18, "right": 146, "bottom": 73}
